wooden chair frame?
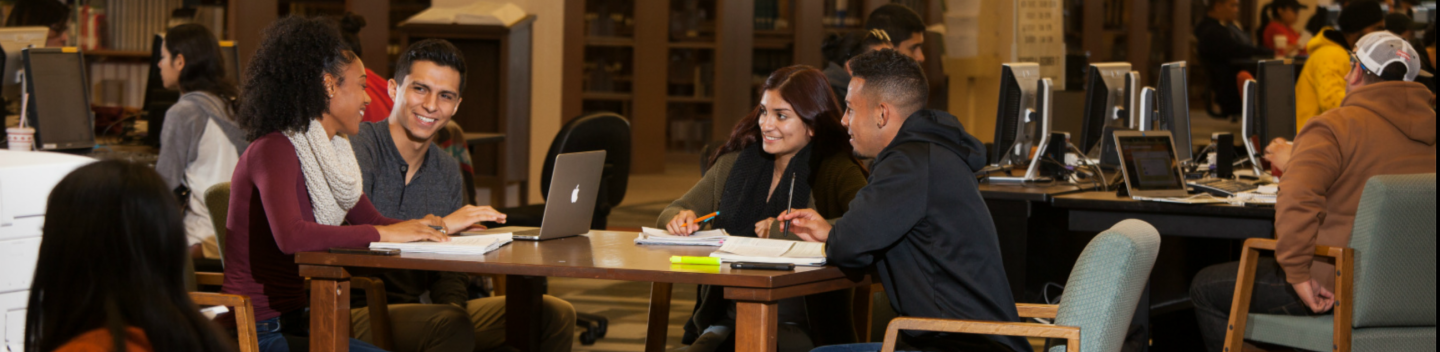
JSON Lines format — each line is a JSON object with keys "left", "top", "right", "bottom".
{"left": 190, "top": 292, "right": 259, "bottom": 352}
{"left": 1222, "top": 238, "right": 1354, "bottom": 352}
{"left": 876, "top": 303, "right": 1077, "bottom": 352}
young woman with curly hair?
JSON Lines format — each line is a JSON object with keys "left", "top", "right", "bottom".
{"left": 222, "top": 16, "right": 451, "bottom": 352}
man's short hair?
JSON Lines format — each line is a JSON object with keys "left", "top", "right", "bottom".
{"left": 393, "top": 39, "right": 468, "bottom": 93}
{"left": 865, "top": 4, "right": 925, "bottom": 44}
{"left": 1338, "top": 0, "right": 1385, "bottom": 34}
{"left": 848, "top": 49, "right": 928, "bottom": 113}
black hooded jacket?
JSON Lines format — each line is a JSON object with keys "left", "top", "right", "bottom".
{"left": 828, "top": 110, "right": 1029, "bottom": 352}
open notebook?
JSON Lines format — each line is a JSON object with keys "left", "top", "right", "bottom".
{"left": 635, "top": 227, "right": 728, "bottom": 246}
{"left": 370, "top": 233, "right": 513, "bottom": 255}
{"left": 709, "top": 237, "right": 826, "bottom": 266}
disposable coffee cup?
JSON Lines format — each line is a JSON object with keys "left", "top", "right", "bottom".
{"left": 1273, "top": 36, "right": 1288, "bottom": 57}
{"left": 7, "top": 127, "right": 34, "bottom": 151}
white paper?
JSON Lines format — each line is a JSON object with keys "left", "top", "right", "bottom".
{"left": 640, "top": 227, "right": 727, "bottom": 240}
{"left": 371, "top": 233, "right": 512, "bottom": 254}
{"left": 716, "top": 237, "right": 794, "bottom": 257}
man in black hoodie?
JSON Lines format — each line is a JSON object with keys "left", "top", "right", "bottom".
{"left": 784, "top": 50, "right": 1028, "bottom": 352}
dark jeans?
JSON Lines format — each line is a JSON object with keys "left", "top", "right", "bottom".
{"left": 250, "top": 312, "right": 387, "bottom": 352}
{"left": 1191, "top": 258, "right": 1319, "bottom": 352}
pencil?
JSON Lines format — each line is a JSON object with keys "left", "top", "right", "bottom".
{"left": 783, "top": 175, "right": 794, "bottom": 236}
{"left": 692, "top": 211, "right": 719, "bottom": 225}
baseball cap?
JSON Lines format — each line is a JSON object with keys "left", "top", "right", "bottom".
{"left": 1353, "top": 31, "right": 1432, "bottom": 81}
{"left": 1338, "top": 0, "right": 1385, "bottom": 34}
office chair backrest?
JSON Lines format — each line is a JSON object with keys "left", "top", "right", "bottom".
{"left": 540, "top": 112, "right": 631, "bottom": 210}
{"left": 1348, "top": 173, "right": 1436, "bottom": 328}
{"left": 204, "top": 182, "right": 232, "bottom": 264}
{"left": 1051, "top": 219, "right": 1160, "bottom": 352}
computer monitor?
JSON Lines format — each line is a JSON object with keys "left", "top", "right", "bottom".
{"left": 1240, "top": 79, "right": 1265, "bottom": 176}
{"left": 23, "top": 48, "right": 95, "bottom": 151}
{"left": 143, "top": 34, "right": 179, "bottom": 146}
{"left": 1155, "top": 61, "right": 1193, "bottom": 163}
{"left": 1125, "top": 70, "right": 1141, "bottom": 128}
{"left": 0, "top": 27, "right": 48, "bottom": 103}
{"left": 991, "top": 77, "right": 1055, "bottom": 183}
{"left": 1255, "top": 59, "right": 1296, "bottom": 143}
{"left": 219, "top": 40, "right": 240, "bottom": 84}
{"left": 992, "top": 63, "right": 1040, "bottom": 167}
{"left": 1080, "top": 62, "right": 1132, "bottom": 154}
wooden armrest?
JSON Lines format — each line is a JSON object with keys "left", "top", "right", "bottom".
{"left": 881, "top": 317, "right": 1080, "bottom": 352}
{"left": 195, "top": 272, "right": 225, "bottom": 287}
{"left": 1016, "top": 303, "right": 1059, "bottom": 319}
{"left": 189, "top": 292, "right": 259, "bottom": 352}
{"left": 1242, "top": 238, "right": 1347, "bottom": 258}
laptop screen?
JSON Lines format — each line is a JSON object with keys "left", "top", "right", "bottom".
{"left": 1116, "top": 133, "right": 1185, "bottom": 191}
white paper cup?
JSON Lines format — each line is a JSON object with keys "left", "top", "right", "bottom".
{"left": 7, "top": 127, "right": 34, "bottom": 151}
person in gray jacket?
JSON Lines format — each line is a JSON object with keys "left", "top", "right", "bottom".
{"left": 153, "top": 23, "right": 247, "bottom": 260}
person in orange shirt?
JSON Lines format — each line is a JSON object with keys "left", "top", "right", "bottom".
{"left": 26, "top": 160, "right": 235, "bottom": 352}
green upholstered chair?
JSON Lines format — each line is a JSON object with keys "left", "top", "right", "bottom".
{"left": 878, "top": 219, "right": 1161, "bottom": 352}
{"left": 1224, "top": 173, "right": 1436, "bottom": 352}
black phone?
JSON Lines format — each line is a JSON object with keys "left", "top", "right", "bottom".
{"left": 328, "top": 247, "right": 400, "bottom": 256}
{"left": 730, "top": 262, "right": 795, "bottom": 271}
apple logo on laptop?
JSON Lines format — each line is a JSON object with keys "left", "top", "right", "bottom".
{"left": 571, "top": 185, "right": 580, "bottom": 203}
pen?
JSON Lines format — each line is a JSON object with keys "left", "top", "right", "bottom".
{"left": 783, "top": 175, "right": 794, "bottom": 237}
{"left": 692, "top": 211, "right": 719, "bottom": 225}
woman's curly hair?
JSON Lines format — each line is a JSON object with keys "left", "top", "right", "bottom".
{"left": 236, "top": 16, "right": 358, "bottom": 141}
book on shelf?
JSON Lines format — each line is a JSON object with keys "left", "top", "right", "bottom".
{"left": 709, "top": 237, "right": 826, "bottom": 266}
{"left": 370, "top": 233, "right": 514, "bottom": 255}
{"left": 635, "top": 227, "right": 728, "bottom": 246}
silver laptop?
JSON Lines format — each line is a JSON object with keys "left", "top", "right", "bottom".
{"left": 1113, "top": 130, "right": 1192, "bottom": 198}
{"left": 511, "top": 150, "right": 607, "bottom": 241}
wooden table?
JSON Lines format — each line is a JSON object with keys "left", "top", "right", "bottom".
{"left": 976, "top": 182, "right": 1091, "bottom": 302}
{"left": 296, "top": 230, "right": 869, "bottom": 352}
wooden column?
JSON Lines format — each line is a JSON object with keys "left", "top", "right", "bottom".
{"left": 1128, "top": 0, "right": 1151, "bottom": 80}
{"left": 794, "top": 0, "right": 826, "bottom": 68}
{"left": 228, "top": 0, "right": 277, "bottom": 74}
{"left": 561, "top": 1, "right": 586, "bottom": 121}
{"left": 346, "top": 0, "right": 390, "bottom": 77}
{"left": 1083, "top": 0, "right": 1105, "bottom": 59}
{"left": 713, "top": 0, "right": 755, "bottom": 142}
{"left": 632, "top": 0, "right": 669, "bottom": 174}
{"left": 644, "top": 282, "right": 674, "bottom": 352}
{"left": 735, "top": 301, "right": 780, "bottom": 352}
{"left": 1173, "top": 0, "right": 1194, "bottom": 67}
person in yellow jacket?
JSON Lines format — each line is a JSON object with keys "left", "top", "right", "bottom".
{"left": 1295, "top": 1, "right": 1385, "bottom": 130}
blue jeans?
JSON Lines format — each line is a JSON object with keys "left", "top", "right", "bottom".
{"left": 254, "top": 317, "right": 388, "bottom": 352}
{"left": 811, "top": 343, "right": 916, "bottom": 352}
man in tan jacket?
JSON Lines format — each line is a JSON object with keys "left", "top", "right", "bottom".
{"left": 1190, "top": 31, "right": 1436, "bottom": 352}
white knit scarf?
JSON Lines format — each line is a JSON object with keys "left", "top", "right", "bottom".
{"left": 285, "top": 119, "right": 364, "bottom": 226}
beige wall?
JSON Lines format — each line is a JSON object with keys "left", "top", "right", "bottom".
{"left": 512, "top": 0, "right": 564, "bottom": 204}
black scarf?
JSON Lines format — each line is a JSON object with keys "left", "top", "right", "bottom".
{"left": 717, "top": 143, "right": 816, "bottom": 238}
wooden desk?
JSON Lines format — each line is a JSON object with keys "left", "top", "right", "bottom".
{"left": 296, "top": 230, "right": 869, "bottom": 352}
{"left": 976, "top": 182, "right": 1090, "bottom": 302}
{"left": 1051, "top": 191, "right": 1275, "bottom": 240}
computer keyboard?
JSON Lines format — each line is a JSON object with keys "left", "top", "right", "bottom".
{"left": 1188, "top": 178, "right": 1260, "bottom": 197}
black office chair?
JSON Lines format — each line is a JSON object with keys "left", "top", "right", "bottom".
{"left": 499, "top": 112, "right": 631, "bottom": 345}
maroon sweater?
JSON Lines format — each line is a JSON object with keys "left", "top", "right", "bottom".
{"left": 221, "top": 132, "right": 399, "bottom": 322}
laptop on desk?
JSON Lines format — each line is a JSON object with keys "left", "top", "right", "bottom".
{"left": 510, "top": 150, "right": 606, "bottom": 241}
{"left": 1113, "top": 130, "right": 1223, "bottom": 203}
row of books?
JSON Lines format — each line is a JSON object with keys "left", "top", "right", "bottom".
{"left": 105, "top": 0, "right": 185, "bottom": 52}
{"left": 754, "top": 0, "right": 791, "bottom": 31}
{"left": 89, "top": 62, "right": 150, "bottom": 109}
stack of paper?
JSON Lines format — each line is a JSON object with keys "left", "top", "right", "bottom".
{"left": 635, "top": 227, "right": 728, "bottom": 246}
{"left": 370, "top": 233, "right": 513, "bottom": 255}
{"left": 710, "top": 237, "right": 826, "bottom": 266}
{"left": 1235, "top": 184, "right": 1279, "bottom": 205}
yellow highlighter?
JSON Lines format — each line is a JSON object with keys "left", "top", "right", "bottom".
{"left": 670, "top": 256, "right": 721, "bottom": 265}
